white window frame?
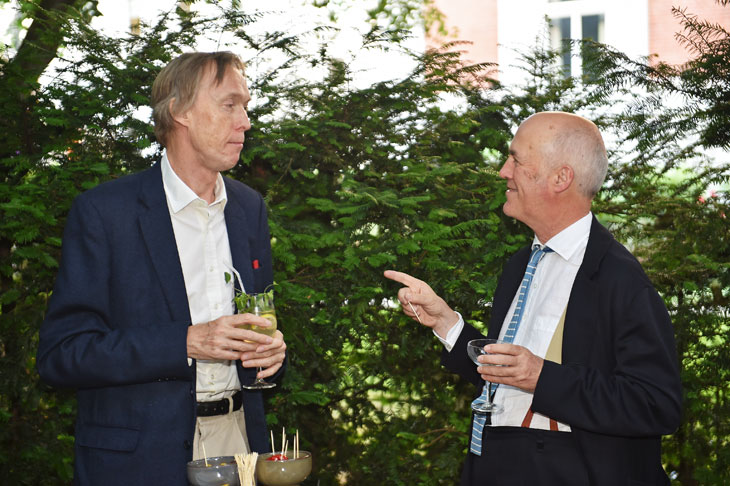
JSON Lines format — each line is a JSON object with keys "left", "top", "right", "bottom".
{"left": 546, "top": 0, "right": 606, "bottom": 77}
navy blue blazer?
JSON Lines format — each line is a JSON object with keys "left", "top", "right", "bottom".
{"left": 37, "top": 163, "right": 283, "bottom": 485}
{"left": 443, "top": 217, "right": 682, "bottom": 485}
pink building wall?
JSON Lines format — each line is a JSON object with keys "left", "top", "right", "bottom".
{"left": 427, "top": 0, "right": 499, "bottom": 67}
{"left": 649, "top": 0, "right": 730, "bottom": 65}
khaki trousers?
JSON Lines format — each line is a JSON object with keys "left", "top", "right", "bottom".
{"left": 193, "top": 407, "right": 250, "bottom": 460}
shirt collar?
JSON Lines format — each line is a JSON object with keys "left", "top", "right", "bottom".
{"left": 534, "top": 212, "right": 592, "bottom": 263}
{"left": 161, "top": 150, "right": 228, "bottom": 213}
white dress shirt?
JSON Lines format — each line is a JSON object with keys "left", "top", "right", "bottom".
{"left": 439, "top": 212, "right": 592, "bottom": 430}
{"left": 161, "top": 151, "right": 241, "bottom": 402}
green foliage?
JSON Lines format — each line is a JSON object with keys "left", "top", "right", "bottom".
{"left": 0, "top": 4, "right": 107, "bottom": 483}
{"left": 232, "top": 35, "right": 522, "bottom": 483}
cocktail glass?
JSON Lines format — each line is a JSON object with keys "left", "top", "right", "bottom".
{"left": 237, "top": 289, "right": 277, "bottom": 390}
{"left": 466, "top": 338, "right": 505, "bottom": 414}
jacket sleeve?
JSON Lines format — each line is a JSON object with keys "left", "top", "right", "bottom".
{"left": 441, "top": 323, "right": 487, "bottom": 388}
{"left": 37, "top": 193, "right": 193, "bottom": 390}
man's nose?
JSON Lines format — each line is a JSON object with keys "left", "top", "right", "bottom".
{"left": 237, "top": 108, "right": 251, "bottom": 131}
{"left": 499, "top": 158, "right": 513, "bottom": 179}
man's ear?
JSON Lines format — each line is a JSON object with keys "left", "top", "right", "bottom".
{"left": 553, "top": 165, "right": 574, "bottom": 193}
{"left": 169, "top": 98, "right": 191, "bottom": 127}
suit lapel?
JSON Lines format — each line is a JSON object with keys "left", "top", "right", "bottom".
{"left": 223, "top": 180, "right": 257, "bottom": 383}
{"left": 562, "top": 272, "right": 599, "bottom": 364}
{"left": 224, "top": 179, "right": 254, "bottom": 294}
{"left": 488, "top": 217, "right": 615, "bottom": 363}
{"left": 562, "top": 216, "right": 614, "bottom": 364}
{"left": 137, "top": 164, "right": 191, "bottom": 323}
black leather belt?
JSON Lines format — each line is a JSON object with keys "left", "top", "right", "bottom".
{"left": 197, "top": 390, "right": 243, "bottom": 417}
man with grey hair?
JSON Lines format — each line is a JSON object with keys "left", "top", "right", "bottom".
{"left": 38, "top": 52, "right": 286, "bottom": 485}
{"left": 386, "top": 112, "right": 682, "bottom": 485}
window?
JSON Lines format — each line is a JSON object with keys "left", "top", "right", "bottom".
{"left": 582, "top": 14, "right": 604, "bottom": 41}
{"left": 549, "top": 12, "right": 605, "bottom": 77}
{"left": 550, "top": 17, "right": 572, "bottom": 77}
{"left": 580, "top": 14, "right": 605, "bottom": 77}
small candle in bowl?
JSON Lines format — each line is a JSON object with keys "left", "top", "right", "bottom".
{"left": 256, "top": 450, "right": 312, "bottom": 486}
{"left": 187, "top": 455, "right": 240, "bottom": 486}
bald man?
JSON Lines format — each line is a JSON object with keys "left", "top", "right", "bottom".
{"left": 386, "top": 112, "right": 682, "bottom": 485}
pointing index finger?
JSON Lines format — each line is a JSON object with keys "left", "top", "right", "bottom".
{"left": 384, "top": 270, "right": 423, "bottom": 289}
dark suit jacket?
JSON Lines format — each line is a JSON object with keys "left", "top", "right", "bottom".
{"left": 37, "top": 163, "right": 283, "bottom": 485}
{"left": 443, "top": 217, "right": 682, "bottom": 485}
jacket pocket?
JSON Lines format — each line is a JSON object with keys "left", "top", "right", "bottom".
{"left": 75, "top": 422, "right": 140, "bottom": 452}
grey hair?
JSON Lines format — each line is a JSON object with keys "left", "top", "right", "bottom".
{"left": 544, "top": 123, "right": 608, "bottom": 198}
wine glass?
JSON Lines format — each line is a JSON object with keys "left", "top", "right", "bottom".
{"left": 239, "top": 289, "right": 277, "bottom": 390}
{"left": 467, "top": 338, "right": 504, "bottom": 414}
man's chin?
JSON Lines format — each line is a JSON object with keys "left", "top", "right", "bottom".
{"left": 502, "top": 202, "right": 514, "bottom": 217}
{"left": 220, "top": 155, "right": 242, "bottom": 172}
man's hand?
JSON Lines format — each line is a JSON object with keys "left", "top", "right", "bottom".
{"left": 187, "top": 313, "right": 275, "bottom": 361}
{"left": 240, "top": 330, "right": 287, "bottom": 379}
{"left": 476, "top": 342, "right": 544, "bottom": 393}
{"left": 384, "top": 270, "right": 460, "bottom": 339}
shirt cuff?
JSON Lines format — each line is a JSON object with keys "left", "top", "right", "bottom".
{"left": 433, "top": 311, "right": 464, "bottom": 352}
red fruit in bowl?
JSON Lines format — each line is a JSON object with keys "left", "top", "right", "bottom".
{"left": 266, "top": 454, "right": 289, "bottom": 462}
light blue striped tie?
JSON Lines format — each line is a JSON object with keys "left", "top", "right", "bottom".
{"left": 469, "top": 244, "right": 553, "bottom": 456}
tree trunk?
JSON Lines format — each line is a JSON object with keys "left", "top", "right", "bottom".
{"left": 2, "top": 0, "right": 82, "bottom": 88}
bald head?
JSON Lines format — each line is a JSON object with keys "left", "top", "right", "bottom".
{"left": 500, "top": 111, "right": 608, "bottom": 241}
{"left": 522, "top": 112, "right": 608, "bottom": 198}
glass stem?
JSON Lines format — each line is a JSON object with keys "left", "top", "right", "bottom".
{"left": 484, "top": 381, "right": 493, "bottom": 406}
